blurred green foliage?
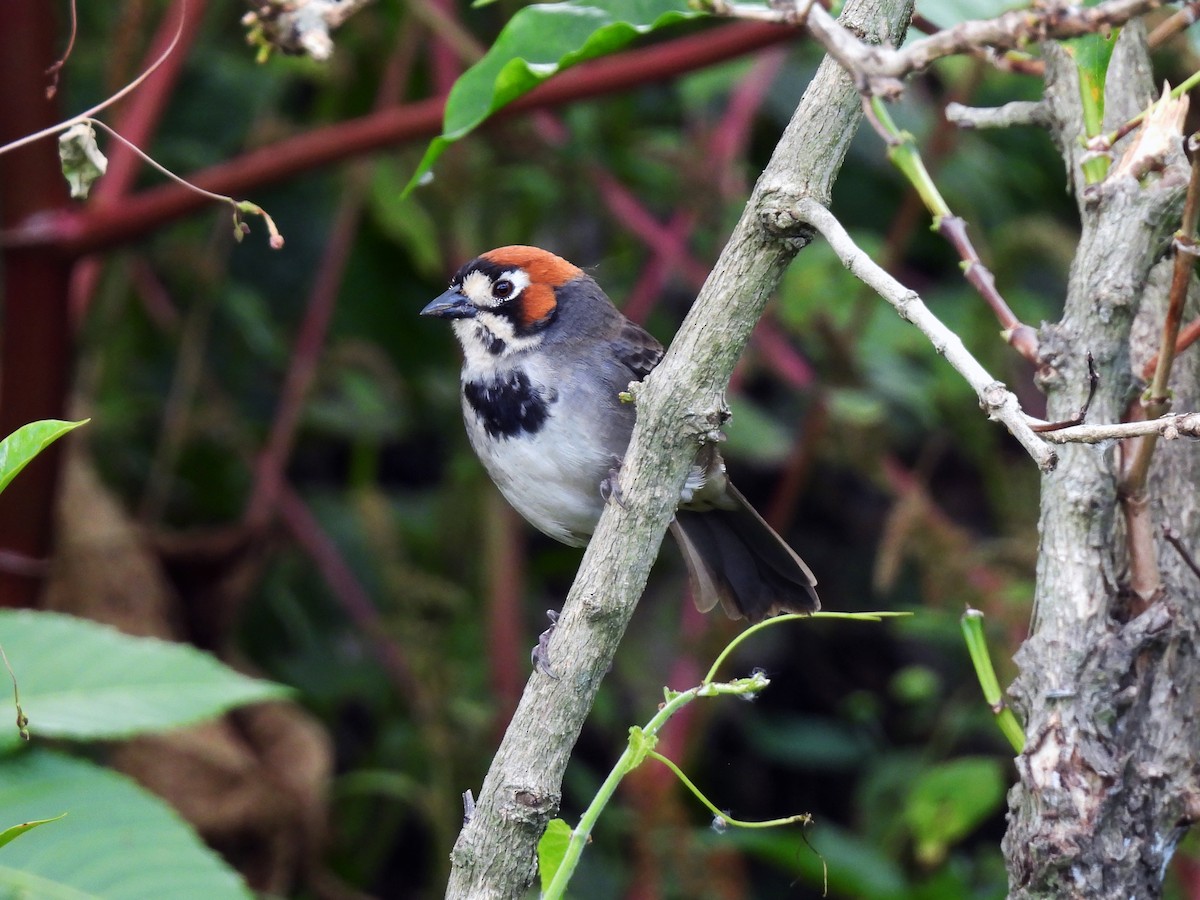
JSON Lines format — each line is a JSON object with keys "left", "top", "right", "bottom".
{"left": 37, "top": 0, "right": 1200, "bottom": 897}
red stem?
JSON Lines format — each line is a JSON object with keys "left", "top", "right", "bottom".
{"left": 6, "top": 23, "right": 796, "bottom": 258}
{"left": 0, "top": 0, "right": 73, "bottom": 606}
{"left": 278, "top": 485, "right": 424, "bottom": 700}
{"left": 246, "top": 32, "right": 417, "bottom": 526}
{"left": 243, "top": 192, "right": 363, "bottom": 527}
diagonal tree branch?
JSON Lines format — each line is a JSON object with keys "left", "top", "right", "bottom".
{"left": 443, "top": 0, "right": 914, "bottom": 895}
{"left": 794, "top": 199, "right": 1057, "bottom": 470}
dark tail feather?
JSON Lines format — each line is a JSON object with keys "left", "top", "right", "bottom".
{"left": 669, "top": 484, "right": 819, "bottom": 623}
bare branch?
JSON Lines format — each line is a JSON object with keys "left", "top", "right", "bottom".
{"left": 1162, "top": 524, "right": 1200, "bottom": 583}
{"left": 945, "top": 100, "right": 1050, "bottom": 130}
{"left": 1147, "top": 0, "right": 1200, "bottom": 47}
{"left": 711, "top": 0, "right": 1163, "bottom": 98}
{"left": 792, "top": 198, "right": 1057, "bottom": 471}
{"left": 1034, "top": 412, "right": 1200, "bottom": 444}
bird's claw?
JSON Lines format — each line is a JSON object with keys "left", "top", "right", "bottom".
{"left": 599, "top": 456, "right": 626, "bottom": 508}
{"left": 531, "top": 609, "right": 560, "bottom": 677}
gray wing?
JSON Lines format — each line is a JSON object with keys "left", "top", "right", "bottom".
{"left": 611, "top": 318, "right": 664, "bottom": 381}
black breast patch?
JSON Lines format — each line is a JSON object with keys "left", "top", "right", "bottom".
{"left": 463, "top": 370, "right": 552, "bottom": 439}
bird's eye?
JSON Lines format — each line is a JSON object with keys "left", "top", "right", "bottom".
{"left": 493, "top": 278, "right": 514, "bottom": 299}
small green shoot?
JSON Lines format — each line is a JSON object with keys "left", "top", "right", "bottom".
{"left": 961, "top": 607, "right": 1024, "bottom": 753}
{"left": 540, "top": 609, "right": 908, "bottom": 898}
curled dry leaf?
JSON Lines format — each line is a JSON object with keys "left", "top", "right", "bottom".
{"left": 57, "top": 122, "right": 108, "bottom": 200}
{"left": 1110, "top": 83, "right": 1190, "bottom": 182}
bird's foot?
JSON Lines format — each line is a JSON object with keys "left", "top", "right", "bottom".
{"left": 599, "top": 456, "right": 626, "bottom": 508}
{"left": 531, "top": 609, "right": 560, "bottom": 678}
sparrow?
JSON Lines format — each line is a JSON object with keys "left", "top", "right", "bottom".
{"left": 421, "top": 245, "right": 819, "bottom": 623}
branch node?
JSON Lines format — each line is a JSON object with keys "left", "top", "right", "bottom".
{"left": 506, "top": 788, "right": 560, "bottom": 825}
{"left": 759, "top": 196, "right": 813, "bottom": 240}
{"left": 980, "top": 381, "right": 1011, "bottom": 414}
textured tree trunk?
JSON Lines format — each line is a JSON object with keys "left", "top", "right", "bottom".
{"left": 1004, "top": 23, "right": 1200, "bottom": 897}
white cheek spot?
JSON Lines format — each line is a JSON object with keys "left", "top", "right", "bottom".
{"left": 460, "top": 268, "right": 531, "bottom": 309}
{"left": 460, "top": 271, "right": 495, "bottom": 307}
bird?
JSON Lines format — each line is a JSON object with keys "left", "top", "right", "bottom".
{"left": 420, "top": 245, "right": 819, "bottom": 624}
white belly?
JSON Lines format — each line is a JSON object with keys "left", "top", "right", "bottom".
{"left": 462, "top": 394, "right": 613, "bottom": 547}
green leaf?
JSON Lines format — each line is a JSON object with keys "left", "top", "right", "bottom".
{"left": 1066, "top": 29, "right": 1119, "bottom": 123}
{"left": 537, "top": 818, "right": 573, "bottom": 894}
{"left": 0, "top": 420, "right": 88, "bottom": 497}
{"left": 369, "top": 160, "right": 443, "bottom": 278}
{"left": 0, "top": 610, "right": 289, "bottom": 750}
{"left": 903, "top": 756, "right": 1007, "bottom": 866}
{"left": 405, "top": 0, "right": 705, "bottom": 194}
{"left": 0, "top": 749, "right": 251, "bottom": 898}
{"left": 0, "top": 813, "right": 66, "bottom": 850}
{"left": 1064, "top": 25, "right": 1119, "bottom": 183}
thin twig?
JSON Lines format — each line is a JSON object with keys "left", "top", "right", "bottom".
{"left": 0, "top": 0, "right": 188, "bottom": 157}
{"left": 1162, "top": 525, "right": 1200, "bottom": 583}
{"left": 938, "top": 215, "right": 1039, "bottom": 361}
{"left": 7, "top": 23, "right": 797, "bottom": 257}
{"left": 792, "top": 199, "right": 1057, "bottom": 470}
{"left": 1088, "top": 71, "right": 1200, "bottom": 159}
{"left": 1029, "top": 354, "right": 1099, "bottom": 432}
{"left": 1034, "top": 412, "right": 1200, "bottom": 444}
{"left": 1147, "top": 1, "right": 1200, "bottom": 47}
{"left": 1143, "top": 315, "right": 1200, "bottom": 379}
{"left": 87, "top": 119, "right": 283, "bottom": 248}
{"left": 710, "top": 0, "right": 1161, "bottom": 99}
{"left": 43, "top": 0, "right": 79, "bottom": 99}
{"left": 864, "top": 98, "right": 1040, "bottom": 361}
{"left": 1121, "top": 137, "right": 1200, "bottom": 493}
{"left": 946, "top": 100, "right": 1050, "bottom": 131}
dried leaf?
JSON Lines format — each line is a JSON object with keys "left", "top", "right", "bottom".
{"left": 1111, "top": 83, "right": 1190, "bottom": 182}
{"left": 57, "top": 122, "right": 108, "bottom": 200}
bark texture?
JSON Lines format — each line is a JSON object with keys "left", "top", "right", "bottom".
{"left": 443, "top": 0, "right": 913, "bottom": 895}
{"left": 1004, "top": 22, "right": 1200, "bottom": 898}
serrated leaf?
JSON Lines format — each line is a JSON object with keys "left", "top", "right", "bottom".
{"left": 0, "top": 420, "right": 88, "bottom": 497}
{"left": 0, "top": 813, "right": 66, "bottom": 850}
{"left": 0, "top": 749, "right": 251, "bottom": 898}
{"left": 405, "top": 0, "right": 704, "bottom": 194}
{"left": 0, "top": 610, "right": 289, "bottom": 750}
{"left": 537, "top": 818, "right": 573, "bottom": 894}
